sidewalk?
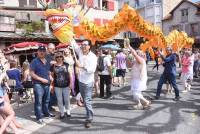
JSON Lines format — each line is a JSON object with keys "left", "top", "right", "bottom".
{"left": 13, "top": 101, "right": 78, "bottom": 134}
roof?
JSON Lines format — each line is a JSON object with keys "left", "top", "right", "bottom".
{"left": 163, "top": 0, "right": 200, "bottom": 21}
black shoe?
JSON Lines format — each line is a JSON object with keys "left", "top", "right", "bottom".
{"left": 37, "top": 119, "right": 45, "bottom": 125}
{"left": 44, "top": 113, "right": 56, "bottom": 117}
{"left": 85, "top": 120, "right": 92, "bottom": 128}
{"left": 60, "top": 115, "right": 65, "bottom": 119}
{"left": 154, "top": 96, "right": 160, "bottom": 100}
{"left": 173, "top": 96, "right": 180, "bottom": 101}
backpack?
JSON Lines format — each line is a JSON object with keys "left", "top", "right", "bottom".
{"left": 97, "top": 56, "right": 105, "bottom": 72}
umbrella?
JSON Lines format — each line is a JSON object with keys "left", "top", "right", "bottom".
{"left": 4, "top": 42, "right": 47, "bottom": 54}
{"left": 100, "top": 44, "right": 120, "bottom": 50}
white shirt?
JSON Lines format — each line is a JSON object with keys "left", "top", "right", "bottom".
{"left": 100, "top": 55, "right": 111, "bottom": 75}
{"left": 71, "top": 40, "right": 97, "bottom": 84}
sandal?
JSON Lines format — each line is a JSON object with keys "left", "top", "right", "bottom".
{"left": 143, "top": 101, "right": 151, "bottom": 109}
{"left": 133, "top": 104, "right": 143, "bottom": 110}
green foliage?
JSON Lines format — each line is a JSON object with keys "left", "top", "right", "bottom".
{"left": 16, "top": 21, "right": 45, "bottom": 34}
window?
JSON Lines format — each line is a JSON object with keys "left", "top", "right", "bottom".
{"left": 15, "top": 12, "right": 30, "bottom": 21}
{"left": 181, "top": 9, "right": 188, "bottom": 22}
{"left": 170, "top": 24, "right": 183, "bottom": 31}
{"left": 191, "top": 23, "right": 199, "bottom": 36}
{"left": 19, "top": 0, "right": 37, "bottom": 8}
{"left": 102, "top": 0, "right": 114, "bottom": 11}
{"left": 150, "top": 0, "right": 154, "bottom": 3}
{"left": 0, "top": 16, "right": 15, "bottom": 32}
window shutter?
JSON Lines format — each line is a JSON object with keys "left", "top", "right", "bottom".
{"left": 108, "top": 1, "right": 114, "bottom": 11}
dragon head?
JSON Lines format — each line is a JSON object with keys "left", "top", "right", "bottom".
{"left": 44, "top": 1, "right": 83, "bottom": 43}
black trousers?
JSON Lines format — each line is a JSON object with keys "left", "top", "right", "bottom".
{"left": 99, "top": 75, "right": 112, "bottom": 97}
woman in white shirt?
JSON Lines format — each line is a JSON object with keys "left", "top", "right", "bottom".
{"left": 128, "top": 45, "right": 151, "bottom": 110}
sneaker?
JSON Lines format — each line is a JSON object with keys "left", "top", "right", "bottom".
{"left": 85, "top": 120, "right": 92, "bottom": 128}
{"left": 37, "top": 119, "right": 45, "bottom": 125}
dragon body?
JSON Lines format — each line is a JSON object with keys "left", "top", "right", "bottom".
{"left": 44, "top": 3, "right": 194, "bottom": 55}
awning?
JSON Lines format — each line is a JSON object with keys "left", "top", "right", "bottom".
{"left": 4, "top": 42, "right": 47, "bottom": 54}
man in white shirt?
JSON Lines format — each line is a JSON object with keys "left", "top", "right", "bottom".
{"left": 72, "top": 39, "right": 97, "bottom": 128}
{"left": 99, "top": 50, "right": 112, "bottom": 99}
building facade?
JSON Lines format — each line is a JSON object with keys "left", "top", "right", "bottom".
{"left": 162, "top": 0, "right": 200, "bottom": 47}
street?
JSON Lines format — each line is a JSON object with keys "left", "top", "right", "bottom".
{"left": 14, "top": 64, "right": 200, "bottom": 134}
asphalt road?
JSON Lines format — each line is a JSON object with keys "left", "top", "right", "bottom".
{"left": 33, "top": 64, "right": 200, "bottom": 134}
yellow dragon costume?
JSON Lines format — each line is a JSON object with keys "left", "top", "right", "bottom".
{"left": 43, "top": 0, "right": 194, "bottom": 57}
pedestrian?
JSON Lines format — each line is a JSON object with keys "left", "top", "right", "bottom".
{"left": 115, "top": 49, "right": 127, "bottom": 87}
{"left": 63, "top": 47, "right": 75, "bottom": 96}
{"left": 21, "top": 61, "right": 32, "bottom": 99}
{"left": 94, "top": 50, "right": 101, "bottom": 97}
{"left": 99, "top": 50, "right": 112, "bottom": 99}
{"left": 51, "top": 52, "right": 72, "bottom": 119}
{"left": 193, "top": 48, "right": 200, "bottom": 78}
{"left": 145, "top": 48, "right": 151, "bottom": 64}
{"left": 30, "top": 46, "right": 55, "bottom": 125}
{"left": 6, "top": 60, "right": 24, "bottom": 101}
{"left": 0, "top": 86, "right": 19, "bottom": 134}
{"left": 46, "top": 43, "right": 57, "bottom": 111}
{"left": 127, "top": 45, "right": 151, "bottom": 110}
{"left": 181, "top": 50, "right": 194, "bottom": 92}
{"left": 152, "top": 48, "right": 160, "bottom": 71}
{"left": 73, "top": 39, "right": 97, "bottom": 128}
{"left": 155, "top": 47, "right": 180, "bottom": 101}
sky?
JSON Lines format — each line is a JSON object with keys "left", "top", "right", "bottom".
{"left": 191, "top": 0, "right": 200, "bottom": 3}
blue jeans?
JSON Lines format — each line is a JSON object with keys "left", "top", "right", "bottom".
{"left": 156, "top": 73, "right": 179, "bottom": 97}
{"left": 79, "top": 82, "right": 93, "bottom": 121}
{"left": 33, "top": 84, "right": 50, "bottom": 120}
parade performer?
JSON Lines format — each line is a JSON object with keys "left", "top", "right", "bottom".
{"left": 155, "top": 47, "right": 180, "bottom": 101}
{"left": 127, "top": 45, "right": 150, "bottom": 110}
